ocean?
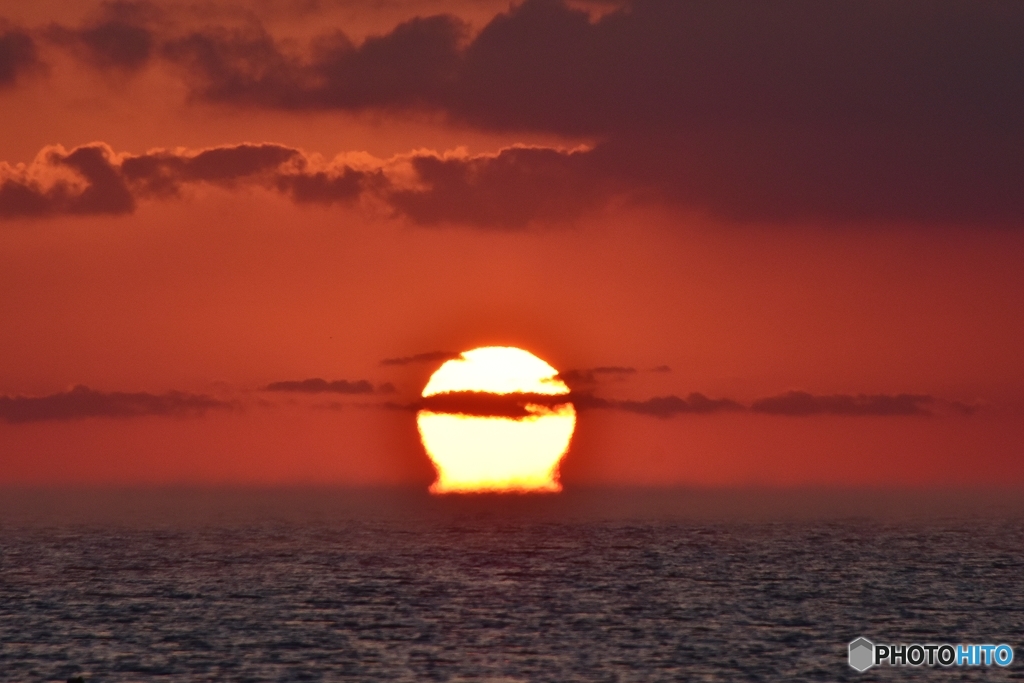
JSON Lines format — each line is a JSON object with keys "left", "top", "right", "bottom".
{"left": 1, "top": 489, "right": 1022, "bottom": 682}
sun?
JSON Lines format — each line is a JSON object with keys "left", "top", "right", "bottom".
{"left": 417, "top": 346, "right": 576, "bottom": 493}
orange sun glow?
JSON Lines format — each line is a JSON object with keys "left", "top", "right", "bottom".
{"left": 417, "top": 346, "right": 576, "bottom": 493}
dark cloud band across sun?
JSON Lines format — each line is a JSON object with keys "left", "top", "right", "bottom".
{"left": 389, "top": 390, "right": 957, "bottom": 419}
{"left": 0, "top": 384, "right": 975, "bottom": 423}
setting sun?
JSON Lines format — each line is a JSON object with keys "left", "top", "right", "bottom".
{"left": 417, "top": 347, "right": 575, "bottom": 493}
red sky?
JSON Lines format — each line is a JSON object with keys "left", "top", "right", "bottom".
{"left": 2, "top": 0, "right": 1023, "bottom": 488}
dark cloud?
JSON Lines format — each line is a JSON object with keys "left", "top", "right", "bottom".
{"left": 120, "top": 143, "right": 301, "bottom": 196}
{"left": 448, "top": 0, "right": 1024, "bottom": 134}
{"left": 578, "top": 390, "right": 948, "bottom": 417}
{"left": 0, "top": 26, "right": 39, "bottom": 86}
{"left": 160, "top": 14, "right": 465, "bottom": 109}
{"left": 47, "top": 3, "right": 156, "bottom": 71}
{"left": 0, "top": 385, "right": 233, "bottom": 423}
{"left": 449, "top": 0, "right": 1024, "bottom": 225}
{"left": 0, "top": 143, "right": 374, "bottom": 218}
{"left": 76, "top": 20, "right": 153, "bottom": 69}
{"left": 618, "top": 394, "right": 744, "bottom": 417}
{"left": 412, "top": 389, "right": 736, "bottom": 419}
{"left": 263, "top": 378, "right": 377, "bottom": 394}
{"left": 750, "top": 391, "right": 934, "bottom": 416}
{"left": 380, "top": 351, "right": 461, "bottom": 366}
{"left": 4, "top": 141, "right": 583, "bottom": 223}
{"left": 0, "top": 145, "right": 134, "bottom": 218}
{"left": 276, "top": 166, "right": 369, "bottom": 204}
{"left": 153, "top": 0, "right": 1024, "bottom": 223}
{"left": 161, "top": 24, "right": 299, "bottom": 107}
{"left": 15, "top": 0, "right": 1024, "bottom": 224}
{"left": 388, "top": 145, "right": 607, "bottom": 228}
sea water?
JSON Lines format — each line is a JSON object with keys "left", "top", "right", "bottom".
{"left": 1, "top": 489, "right": 1022, "bottom": 682}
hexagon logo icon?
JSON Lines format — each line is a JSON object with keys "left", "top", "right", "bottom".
{"left": 849, "top": 637, "right": 875, "bottom": 672}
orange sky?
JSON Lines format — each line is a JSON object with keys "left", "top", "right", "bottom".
{"left": 2, "top": 0, "right": 1023, "bottom": 488}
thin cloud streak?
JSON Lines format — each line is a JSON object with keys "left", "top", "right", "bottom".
{"left": 380, "top": 351, "right": 461, "bottom": 366}
{"left": 0, "top": 385, "right": 234, "bottom": 423}
{"left": 578, "top": 391, "right": 945, "bottom": 418}
{"left": 572, "top": 393, "right": 743, "bottom": 417}
{"left": 750, "top": 391, "right": 934, "bottom": 417}
{"left": 264, "top": 378, "right": 395, "bottom": 394}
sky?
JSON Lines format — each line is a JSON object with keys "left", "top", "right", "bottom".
{"left": 1, "top": 0, "right": 1023, "bottom": 488}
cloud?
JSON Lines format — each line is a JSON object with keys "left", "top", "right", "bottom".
{"left": 263, "top": 378, "right": 385, "bottom": 394}
{"left": 387, "top": 145, "right": 608, "bottom": 229}
{"left": 163, "top": 13, "right": 467, "bottom": 109}
{"left": 0, "top": 142, "right": 376, "bottom": 218}
{"left": 373, "top": 388, "right": 968, "bottom": 419}
{"left": 0, "top": 26, "right": 39, "bottom": 87}
{"left": 9, "top": 0, "right": 1024, "bottom": 225}
{"left": 380, "top": 350, "right": 461, "bottom": 366}
{"left": 407, "top": 389, "right": 738, "bottom": 419}
{"left": 0, "top": 141, "right": 594, "bottom": 226}
{"left": 31, "top": 0, "right": 1015, "bottom": 225}
{"left": 0, "top": 385, "right": 233, "bottom": 423}
{"left": 46, "top": 2, "right": 157, "bottom": 71}
{"left": 618, "top": 394, "right": 744, "bottom": 417}
{"left": 120, "top": 143, "right": 302, "bottom": 195}
{"left": 576, "top": 390, "right": 948, "bottom": 418}
{"left": 0, "top": 145, "right": 134, "bottom": 218}
{"left": 750, "top": 391, "right": 934, "bottom": 416}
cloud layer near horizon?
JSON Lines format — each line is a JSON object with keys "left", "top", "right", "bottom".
{"left": 4, "top": 0, "right": 1024, "bottom": 225}
{"left": 0, "top": 385, "right": 962, "bottom": 423}
{"left": 392, "top": 390, "right": 952, "bottom": 419}
{"left": 0, "top": 386, "right": 233, "bottom": 423}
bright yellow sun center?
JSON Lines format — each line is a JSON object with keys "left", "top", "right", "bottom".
{"left": 417, "top": 346, "right": 576, "bottom": 493}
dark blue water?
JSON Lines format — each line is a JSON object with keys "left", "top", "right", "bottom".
{"left": 1, "top": 490, "right": 1023, "bottom": 682}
